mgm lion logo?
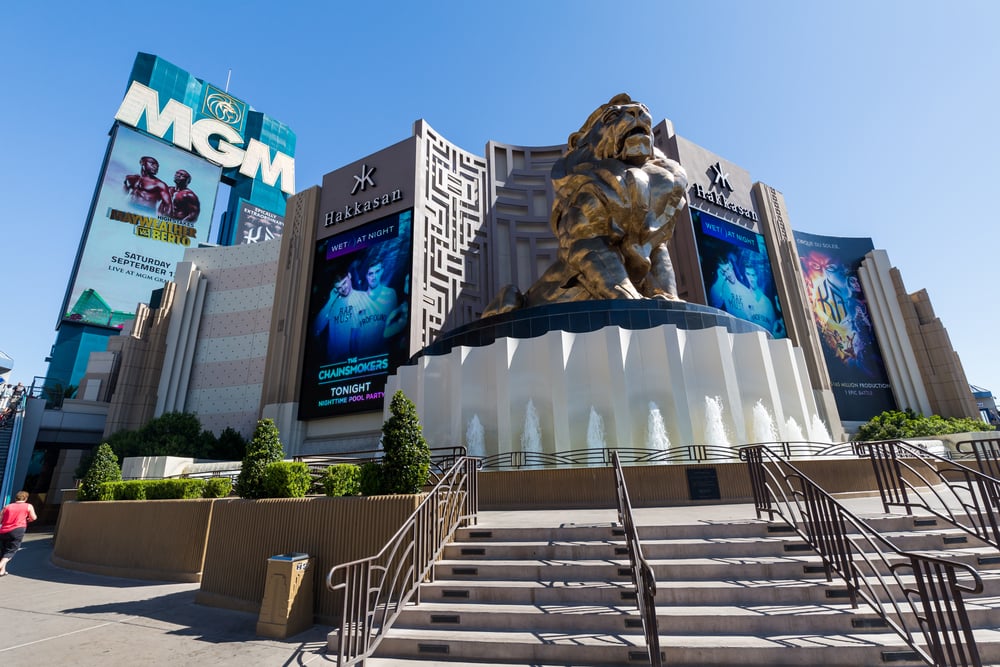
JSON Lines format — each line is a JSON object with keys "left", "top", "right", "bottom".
{"left": 484, "top": 93, "right": 689, "bottom": 316}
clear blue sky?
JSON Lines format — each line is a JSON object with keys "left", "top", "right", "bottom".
{"left": 2, "top": 1, "right": 997, "bottom": 401}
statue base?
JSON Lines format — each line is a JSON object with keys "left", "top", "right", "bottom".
{"left": 388, "top": 301, "right": 829, "bottom": 460}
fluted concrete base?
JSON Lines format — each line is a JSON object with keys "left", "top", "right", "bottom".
{"left": 387, "top": 303, "right": 831, "bottom": 457}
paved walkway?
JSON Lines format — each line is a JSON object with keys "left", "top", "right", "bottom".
{"left": 0, "top": 496, "right": 890, "bottom": 666}
{"left": 0, "top": 531, "right": 334, "bottom": 667}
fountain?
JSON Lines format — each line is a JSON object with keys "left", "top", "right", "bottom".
{"left": 704, "top": 396, "right": 730, "bottom": 446}
{"left": 587, "top": 407, "right": 606, "bottom": 450}
{"left": 647, "top": 402, "right": 670, "bottom": 452}
{"left": 521, "top": 399, "right": 542, "bottom": 455}
{"left": 782, "top": 416, "right": 805, "bottom": 441}
{"left": 466, "top": 414, "right": 485, "bottom": 458}
{"left": 809, "top": 414, "right": 834, "bottom": 443}
{"left": 751, "top": 400, "right": 779, "bottom": 443}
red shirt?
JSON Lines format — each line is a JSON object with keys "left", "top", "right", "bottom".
{"left": 0, "top": 501, "right": 36, "bottom": 533}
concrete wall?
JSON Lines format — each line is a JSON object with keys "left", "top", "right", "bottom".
{"left": 478, "top": 459, "right": 880, "bottom": 510}
{"left": 51, "top": 494, "right": 422, "bottom": 624}
{"left": 53, "top": 499, "right": 214, "bottom": 582}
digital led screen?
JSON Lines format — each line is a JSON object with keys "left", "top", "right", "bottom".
{"left": 794, "top": 231, "right": 896, "bottom": 421}
{"left": 235, "top": 200, "right": 284, "bottom": 244}
{"left": 62, "top": 125, "right": 220, "bottom": 328}
{"left": 692, "top": 209, "right": 786, "bottom": 338}
{"left": 299, "top": 209, "right": 413, "bottom": 419}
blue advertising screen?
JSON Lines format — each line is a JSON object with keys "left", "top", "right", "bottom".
{"left": 299, "top": 210, "right": 413, "bottom": 419}
{"left": 692, "top": 209, "right": 786, "bottom": 338}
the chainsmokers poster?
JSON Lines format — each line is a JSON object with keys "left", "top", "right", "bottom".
{"left": 299, "top": 209, "right": 413, "bottom": 419}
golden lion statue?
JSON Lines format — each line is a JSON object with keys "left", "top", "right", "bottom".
{"left": 484, "top": 93, "right": 688, "bottom": 316}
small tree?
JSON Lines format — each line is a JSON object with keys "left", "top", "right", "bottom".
{"left": 379, "top": 390, "right": 431, "bottom": 494}
{"left": 235, "top": 418, "right": 285, "bottom": 499}
{"left": 79, "top": 443, "right": 123, "bottom": 501}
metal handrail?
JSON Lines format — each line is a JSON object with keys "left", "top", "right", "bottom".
{"left": 611, "top": 452, "right": 661, "bottom": 667}
{"left": 741, "top": 444, "right": 984, "bottom": 667}
{"left": 478, "top": 441, "right": 853, "bottom": 470}
{"left": 854, "top": 439, "right": 1000, "bottom": 550}
{"left": 955, "top": 437, "right": 1000, "bottom": 479}
{"left": 296, "top": 445, "right": 467, "bottom": 481}
{"left": 325, "top": 456, "right": 478, "bottom": 666}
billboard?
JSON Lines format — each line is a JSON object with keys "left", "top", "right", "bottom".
{"left": 63, "top": 125, "right": 220, "bottom": 328}
{"left": 794, "top": 231, "right": 896, "bottom": 421}
{"left": 299, "top": 209, "right": 414, "bottom": 419}
{"left": 692, "top": 209, "right": 786, "bottom": 338}
{"left": 235, "top": 199, "right": 284, "bottom": 244}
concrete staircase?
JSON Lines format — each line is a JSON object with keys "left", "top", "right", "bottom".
{"left": 357, "top": 508, "right": 1000, "bottom": 666}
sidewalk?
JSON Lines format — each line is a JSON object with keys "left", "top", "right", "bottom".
{"left": 0, "top": 530, "right": 335, "bottom": 667}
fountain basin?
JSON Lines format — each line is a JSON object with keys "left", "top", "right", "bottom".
{"left": 388, "top": 301, "right": 829, "bottom": 459}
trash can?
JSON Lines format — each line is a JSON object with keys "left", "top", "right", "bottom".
{"left": 256, "top": 552, "right": 314, "bottom": 639}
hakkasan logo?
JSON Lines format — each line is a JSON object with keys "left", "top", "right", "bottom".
{"left": 203, "top": 85, "right": 245, "bottom": 127}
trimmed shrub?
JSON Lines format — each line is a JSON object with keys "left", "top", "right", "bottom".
{"left": 79, "top": 443, "right": 123, "bottom": 501}
{"left": 96, "top": 481, "right": 124, "bottom": 501}
{"left": 119, "top": 482, "right": 147, "bottom": 500}
{"left": 260, "top": 461, "right": 313, "bottom": 498}
{"left": 236, "top": 419, "right": 285, "bottom": 499}
{"left": 203, "top": 477, "right": 233, "bottom": 498}
{"left": 359, "top": 461, "right": 383, "bottom": 496}
{"left": 143, "top": 479, "right": 205, "bottom": 499}
{"left": 321, "top": 464, "right": 361, "bottom": 497}
{"left": 853, "top": 409, "right": 994, "bottom": 442}
{"left": 380, "top": 391, "right": 431, "bottom": 494}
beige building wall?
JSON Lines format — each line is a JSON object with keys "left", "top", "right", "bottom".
{"left": 856, "top": 249, "right": 933, "bottom": 415}
{"left": 860, "top": 249, "right": 978, "bottom": 419}
{"left": 101, "top": 286, "right": 180, "bottom": 437}
{"left": 166, "top": 241, "right": 280, "bottom": 437}
{"left": 752, "top": 184, "right": 843, "bottom": 438}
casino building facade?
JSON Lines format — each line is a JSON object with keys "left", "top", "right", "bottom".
{"left": 13, "top": 95, "right": 980, "bottom": 504}
{"left": 76, "top": 110, "right": 978, "bottom": 457}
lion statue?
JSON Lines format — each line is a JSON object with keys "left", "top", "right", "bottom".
{"left": 484, "top": 93, "right": 689, "bottom": 316}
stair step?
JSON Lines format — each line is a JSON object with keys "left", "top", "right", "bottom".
{"left": 373, "top": 628, "right": 926, "bottom": 666}
{"left": 342, "top": 508, "right": 1000, "bottom": 666}
{"left": 393, "top": 600, "right": 906, "bottom": 635}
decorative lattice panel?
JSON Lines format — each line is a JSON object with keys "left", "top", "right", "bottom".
{"left": 415, "top": 122, "right": 489, "bottom": 346}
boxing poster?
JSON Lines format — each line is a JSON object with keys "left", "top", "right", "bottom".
{"left": 62, "top": 125, "right": 220, "bottom": 328}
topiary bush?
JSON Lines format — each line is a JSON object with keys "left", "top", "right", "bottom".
{"left": 96, "top": 481, "right": 124, "bottom": 501}
{"left": 260, "top": 461, "right": 313, "bottom": 498}
{"left": 379, "top": 390, "right": 431, "bottom": 494}
{"left": 91, "top": 479, "right": 210, "bottom": 500}
{"left": 321, "top": 464, "right": 361, "bottom": 497}
{"left": 203, "top": 477, "right": 233, "bottom": 498}
{"left": 359, "top": 461, "right": 384, "bottom": 495}
{"left": 235, "top": 418, "right": 285, "bottom": 499}
{"left": 79, "top": 443, "right": 123, "bottom": 501}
